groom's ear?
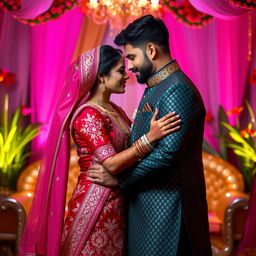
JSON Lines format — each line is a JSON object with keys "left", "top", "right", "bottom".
{"left": 146, "top": 43, "right": 157, "bottom": 61}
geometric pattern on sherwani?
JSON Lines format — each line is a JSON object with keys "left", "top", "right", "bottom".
{"left": 117, "top": 61, "right": 213, "bottom": 256}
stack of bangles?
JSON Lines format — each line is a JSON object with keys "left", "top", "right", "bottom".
{"left": 132, "top": 134, "right": 154, "bottom": 160}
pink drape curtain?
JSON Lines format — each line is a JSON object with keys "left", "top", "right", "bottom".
{"left": 11, "top": 0, "right": 54, "bottom": 19}
{"left": 0, "top": 12, "right": 31, "bottom": 114}
{"left": 189, "top": 0, "right": 248, "bottom": 19}
{"left": 104, "top": 11, "right": 254, "bottom": 149}
{"left": 30, "top": 7, "right": 84, "bottom": 156}
{"left": 164, "top": 10, "right": 253, "bottom": 146}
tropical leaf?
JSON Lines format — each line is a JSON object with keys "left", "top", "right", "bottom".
{"left": 20, "top": 152, "right": 31, "bottom": 162}
{"left": 245, "top": 99, "right": 256, "bottom": 128}
{"left": 10, "top": 107, "right": 21, "bottom": 130}
{"left": 202, "top": 140, "right": 220, "bottom": 157}
{"left": 222, "top": 122, "right": 249, "bottom": 144}
{"left": 3, "top": 94, "right": 9, "bottom": 141}
{"left": 6, "top": 129, "right": 39, "bottom": 165}
{"left": 218, "top": 105, "right": 229, "bottom": 135}
{"left": 219, "top": 135, "right": 228, "bottom": 160}
{"left": 234, "top": 150, "right": 249, "bottom": 158}
{"left": 3, "top": 126, "right": 17, "bottom": 152}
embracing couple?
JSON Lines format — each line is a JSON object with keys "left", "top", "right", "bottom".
{"left": 19, "top": 15, "right": 212, "bottom": 256}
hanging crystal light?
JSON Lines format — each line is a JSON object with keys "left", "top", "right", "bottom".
{"left": 80, "top": 0, "right": 161, "bottom": 31}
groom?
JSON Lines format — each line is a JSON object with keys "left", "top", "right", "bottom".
{"left": 89, "top": 15, "right": 212, "bottom": 256}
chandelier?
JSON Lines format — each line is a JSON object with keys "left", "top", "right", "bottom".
{"left": 80, "top": 0, "right": 161, "bottom": 31}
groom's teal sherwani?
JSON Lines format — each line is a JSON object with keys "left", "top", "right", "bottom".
{"left": 117, "top": 60, "right": 212, "bottom": 256}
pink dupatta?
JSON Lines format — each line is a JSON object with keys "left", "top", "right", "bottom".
{"left": 19, "top": 47, "right": 100, "bottom": 256}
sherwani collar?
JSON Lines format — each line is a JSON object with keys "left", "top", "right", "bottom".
{"left": 146, "top": 60, "right": 180, "bottom": 88}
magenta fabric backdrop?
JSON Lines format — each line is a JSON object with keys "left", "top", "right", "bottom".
{"left": 189, "top": 0, "right": 248, "bottom": 19}
{"left": 164, "top": 11, "right": 254, "bottom": 147}
{"left": 0, "top": 12, "right": 31, "bottom": 114}
{"left": 1, "top": 4, "right": 255, "bottom": 154}
{"left": 30, "top": 7, "right": 84, "bottom": 156}
{"left": 246, "top": 35, "right": 256, "bottom": 114}
{"left": 103, "top": 11, "right": 254, "bottom": 149}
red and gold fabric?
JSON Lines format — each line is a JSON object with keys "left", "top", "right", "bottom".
{"left": 61, "top": 103, "right": 131, "bottom": 256}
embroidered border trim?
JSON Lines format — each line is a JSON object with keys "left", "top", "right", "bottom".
{"left": 147, "top": 61, "right": 180, "bottom": 87}
{"left": 94, "top": 143, "right": 116, "bottom": 163}
{"left": 61, "top": 184, "right": 111, "bottom": 256}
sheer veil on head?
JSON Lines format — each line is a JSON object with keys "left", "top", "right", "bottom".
{"left": 19, "top": 46, "right": 100, "bottom": 256}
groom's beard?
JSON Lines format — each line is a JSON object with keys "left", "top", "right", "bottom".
{"left": 132, "top": 54, "right": 153, "bottom": 84}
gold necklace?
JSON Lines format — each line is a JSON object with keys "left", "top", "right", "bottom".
{"left": 88, "top": 98, "right": 130, "bottom": 137}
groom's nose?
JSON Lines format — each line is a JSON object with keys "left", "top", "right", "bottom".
{"left": 127, "top": 60, "right": 134, "bottom": 71}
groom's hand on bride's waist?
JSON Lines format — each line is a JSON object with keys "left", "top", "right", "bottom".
{"left": 88, "top": 164, "right": 119, "bottom": 187}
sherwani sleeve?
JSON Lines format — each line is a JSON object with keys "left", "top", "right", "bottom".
{"left": 117, "top": 84, "right": 202, "bottom": 189}
{"left": 74, "top": 107, "right": 116, "bottom": 163}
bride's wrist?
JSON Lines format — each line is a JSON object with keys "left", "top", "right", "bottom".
{"left": 146, "top": 132, "right": 155, "bottom": 144}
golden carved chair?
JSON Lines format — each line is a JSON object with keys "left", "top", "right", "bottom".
{"left": 10, "top": 151, "right": 249, "bottom": 256}
{"left": 203, "top": 152, "right": 249, "bottom": 256}
{"left": 0, "top": 196, "right": 26, "bottom": 256}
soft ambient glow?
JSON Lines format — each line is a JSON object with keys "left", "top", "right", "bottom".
{"left": 89, "top": 0, "right": 98, "bottom": 8}
{"left": 27, "top": 192, "right": 32, "bottom": 197}
{"left": 226, "top": 193, "right": 231, "bottom": 197}
{"left": 151, "top": 0, "right": 159, "bottom": 9}
{"left": 81, "top": 0, "right": 161, "bottom": 31}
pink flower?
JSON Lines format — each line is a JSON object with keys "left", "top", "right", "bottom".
{"left": 37, "top": 15, "right": 45, "bottom": 22}
{"left": 227, "top": 106, "right": 244, "bottom": 116}
{"left": 56, "top": 7, "right": 63, "bottom": 14}
{"left": 51, "top": 7, "right": 57, "bottom": 14}
{"left": 250, "top": 69, "right": 256, "bottom": 85}
{"left": 45, "top": 13, "right": 51, "bottom": 18}
{"left": 65, "top": 1, "right": 72, "bottom": 7}
{"left": 21, "top": 106, "right": 33, "bottom": 116}
{"left": 205, "top": 111, "right": 213, "bottom": 122}
{"left": 0, "top": 69, "right": 16, "bottom": 86}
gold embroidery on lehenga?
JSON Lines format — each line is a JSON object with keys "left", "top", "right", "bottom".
{"left": 61, "top": 185, "right": 111, "bottom": 256}
{"left": 79, "top": 112, "right": 105, "bottom": 144}
{"left": 88, "top": 99, "right": 130, "bottom": 148}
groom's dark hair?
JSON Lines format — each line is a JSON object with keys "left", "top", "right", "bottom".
{"left": 114, "top": 15, "right": 170, "bottom": 54}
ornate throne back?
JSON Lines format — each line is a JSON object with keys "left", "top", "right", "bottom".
{"left": 202, "top": 152, "right": 249, "bottom": 255}
{"left": 12, "top": 151, "right": 249, "bottom": 256}
{"left": 16, "top": 151, "right": 246, "bottom": 216}
{"left": 203, "top": 152, "right": 244, "bottom": 213}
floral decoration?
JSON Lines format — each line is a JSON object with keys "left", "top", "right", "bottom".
{"left": 0, "top": 70, "right": 41, "bottom": 192}
{"left": 227, "top": 106, "right": 244, "bottom": 116}
{"left": 0, "top": 69, "right": 16, "bottom": 86}
{"left": 17, "top": 0, "right": 79, "bottom": 25}
{"left": 221, "top": 101, "right": 256, "bottom": 191}
{"left": 0, "top": 0, "right": 79, "bottom": 25}
{"left": 203, "top": 101, "right": 256, "bottom": 192}
{"left": 205, "top": 111, "right": 213, "bottom": 122}
{"left": 0, "top": 0, "right": 20, "bottom": 11}
{"left": 227, "top": 0, "right": 256, "bottom": 10}
{"left": 161, "top": 0, "right": 213, "bottom": 28}
{"left": 249, "top": 69, "right": 256, "bottom": 85}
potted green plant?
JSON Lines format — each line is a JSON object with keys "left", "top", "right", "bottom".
{"left": 0, "top": 69, "right": 41, "bottom": 193}
{"left": 203, "top": 101, "right": 256, "bottom": 192}
{"left": 221, "top": 101, "right": 256, "bottom": 191}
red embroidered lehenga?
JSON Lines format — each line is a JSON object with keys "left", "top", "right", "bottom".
{"left": 61, "top": 102, "right": 131, "bottom": 256}
{"left": 19, "top": 47, "right": 131, "bottom": 256}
